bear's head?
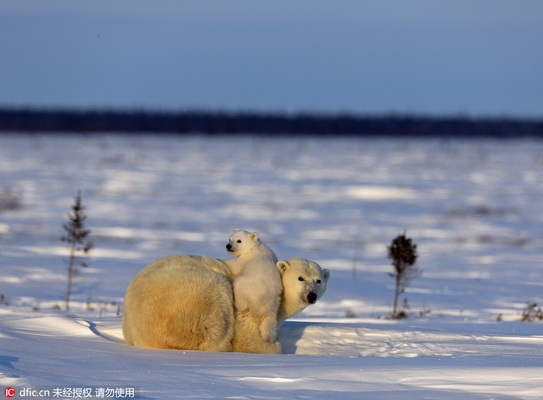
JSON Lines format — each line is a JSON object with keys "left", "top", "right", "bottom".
{"left": 225, "top": 230, "right": 260, "bottom": 257}
{"left": 276, "top": 258, "right": 330, "bottom": 321}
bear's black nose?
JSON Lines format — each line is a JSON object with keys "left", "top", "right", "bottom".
{"left": 307, "top": 291, "right": 317, "bottom": 304}
{"left": 226, "top": 243, "right": 232, "bottom": 251}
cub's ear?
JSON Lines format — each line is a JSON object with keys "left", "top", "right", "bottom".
{"left": 322, "top": 269, "right": 331, "bottom": 283}
{"left": 250, "top": 232, "right": 259, "bottom": 241}
{"left": 276, "top": 260, "right": 290, "bottom": 274}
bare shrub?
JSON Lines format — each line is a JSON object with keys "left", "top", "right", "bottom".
{"left": 0, "top": 187, "right": 21, "bottom": 211}
{"left": 521, "top": 303, "right": 543, "bottom": 322}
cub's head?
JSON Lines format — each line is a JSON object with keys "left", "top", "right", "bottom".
{"left": 277, "top": 258, "right": 330, "bottom": 318}
{"left": 225, "top": 230, "right": 260, "bottom": 257}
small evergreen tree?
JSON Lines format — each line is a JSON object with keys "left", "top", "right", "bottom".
{"left": 388, "top": 232, "right": 419, "bottom": 319}
{"left": 61, "top": 191, "right": 92, "bottom": 311}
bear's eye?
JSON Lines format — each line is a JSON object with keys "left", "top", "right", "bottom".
{"left": 316, "top": 280, "right": 321, "bottom": 284}
{"left": 237, "top": 240, "right": 242, "bottom": 243}
{"left": 298, "top": 277, "right": 305, "bottom": 282}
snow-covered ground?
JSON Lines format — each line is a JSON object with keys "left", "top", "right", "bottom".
{"left": 1, "top": 134, "right": 542, "bottom": 399}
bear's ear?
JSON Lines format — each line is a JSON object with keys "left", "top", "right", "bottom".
{"left": 276, "top": 260, "right": 290, "bottom": 274}
{"left": 322, "top": 269, "right": 331, "bottom": 283}
{"left": 250, "top": 232, "right": 259, "bottom": 241}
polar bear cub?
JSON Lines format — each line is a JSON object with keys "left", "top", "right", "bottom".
{"left": 223, "top": 230, "right": 282, "bottom": 342}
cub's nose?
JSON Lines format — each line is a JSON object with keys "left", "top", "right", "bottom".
{"left": 226, "top": 243, "right": 232, "bottom": 251}
{"left": 307, "top": 291, "right": 317, "bottom": 304}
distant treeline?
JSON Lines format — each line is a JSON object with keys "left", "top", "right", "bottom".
{"left": 1, "top": 107, "right": 543, "bottom": 137}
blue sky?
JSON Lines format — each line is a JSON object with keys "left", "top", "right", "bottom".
{"left": 1, "top": 1, "right": 542, "bottom": 116}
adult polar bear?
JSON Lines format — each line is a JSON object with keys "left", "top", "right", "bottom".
{"left": 122, "top": 255, "right": 330, "bottom": 354}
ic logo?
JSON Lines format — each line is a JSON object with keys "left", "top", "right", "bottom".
{"left": 4, "top": 387, "right": 16, "bottom": 398}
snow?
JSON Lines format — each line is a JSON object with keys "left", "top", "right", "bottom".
{"left": 1, "top": 133, "right": 543, "bottom": 399}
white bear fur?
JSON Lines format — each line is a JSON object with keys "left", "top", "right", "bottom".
{"left": 276, "top": 258, "right": 330, "bottom": 323}
{"left": 223, "top": 230, "right": 281, "bottom": 342}
{"left": 122, "top": 255, "right": 330, "bottom": 354}
{"left": 122, "top": 255, "right": 235, "bottom": 352}
{"left": 232, "top": 257, "right": 330, "bottom": 354}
